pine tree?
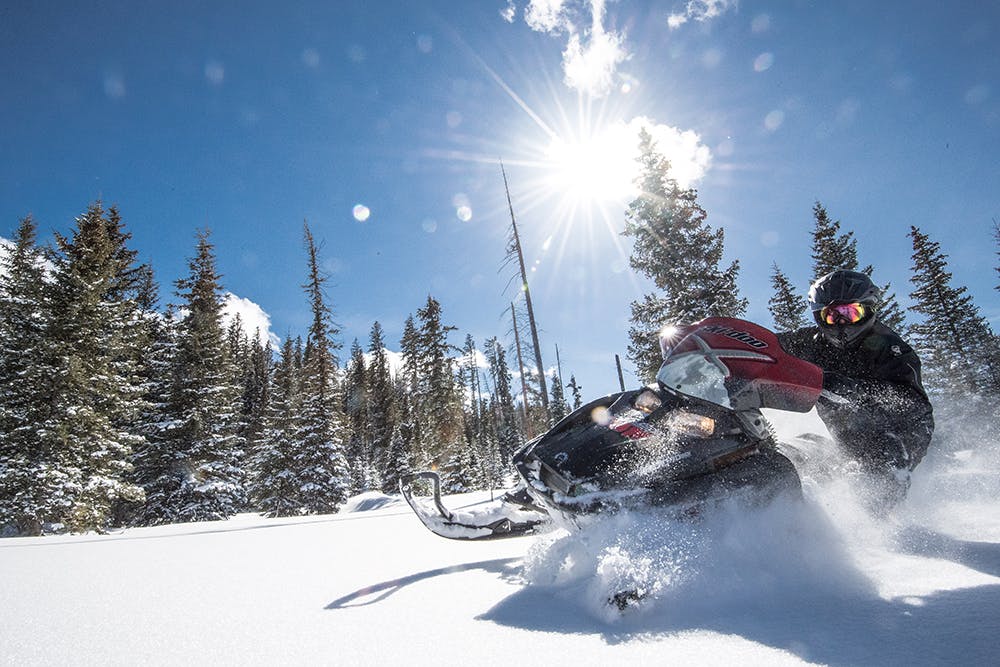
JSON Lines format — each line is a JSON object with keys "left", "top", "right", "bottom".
{"left": 294, "top": 224, "right": 350, "bottom": 513}
{"left": 908, "top": 225, "right": 1000, "bottom": 397}
{"left": 623, "top": 128, "right": 747, "bottom": 380}
{"left": 38, "top": 203, "right": 146, "bottom": 532}
{"left": 248, "top": 336, "right": 300, "bottom": 516}
{"left": 130, "top": 298, "right": 182, "bottom": 527}
{"left": 414, "top": 296, "right": 464, "bottom": 486}
{"left": 344, "top": 339, "right": 377, "bottom": 492}
{"left": 0, "top": 216, "right": 54, "bottom": 534}
{"left": 768, "top": 262, "right": 808, "bottom": 332}
{"left": 366, "top": 322, "right": 398, "bottom": 494}
{"left": 567, "top": 375, "right": 584, "bottom": 410}
{"left": 810, "top": 202, "right": 859, "bottom": 276}
{"left": 483, "top": 336, "right": 520, "bottom": 466}
{"left": 158, "top": 229, "right": 246, "bottom": 523}
{"left": 549, "top": 374, "right": 569, "bottom": 423}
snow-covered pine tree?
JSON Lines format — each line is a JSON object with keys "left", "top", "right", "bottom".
{"left": 366, "top": 322, "right": 398, "bottom": 494}
{"left": 768, "top": 262, "right": 809, "bottom": 332}
{"left": 164, "top": 229, "right": 246, "bottom": 523}
{"left": 623, "top": 128, "right": 747, "bottom": 380}
{"left": 908, "top": 225, "right": 1000, "bottom": 397}
{"left": 810, "top": 202, "right": 859, "bottom": 276}
{"left": 398, "top": 314, "right": 423, "bottom": 466}
{"left": 386, "top": 379, "right": 415, "bottom": 492}
{"left": 483, "top": 336, "right": 520, "bottom": 466}
{"left": 130, "top": 297, "right": 183, "bottom": 527}
{"left": 248, "top": 336, "right": 300, "bottom": 517}
{"left": 566, "top": 375, "right": 583, "bottom": 410}
{"left": 294, "top": 224, "right": 350, "bottom": 513}
{"left": 0, "top": 216, "right": 54, "bottom": 534}
{"left": 240, "top": 330, "right": 271, "bottom": 473}
{"left": 456, "top": 334, "right": 484, "bottom": 490}
{"left": 344, "top": 339, "right": 377, "bottom": 493}
{"left": 414, "top": 296, "right": 465, "bottom": 488}
{"left": 548, "top": 371, "right": 569, "bottom": 424}
{"left": 39, "top": 203, "right": 146, "bottom": 532}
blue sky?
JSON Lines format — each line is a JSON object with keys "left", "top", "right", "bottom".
{"left": 2, "top": 0, "right": 998, "bottom": 396}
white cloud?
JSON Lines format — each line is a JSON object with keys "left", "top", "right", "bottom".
{"left": 628, "top": 116, "right": 712, "bottom": 188}
{"left": 668, "top": 0, "right": 738, "bottom": 30}
{"left": 222, "top": 293, "right": 280, "bottom": 349}
{"left": 500, "top": 0, "right": 517, "bottom": 23}
{"left": 517, "top": 0, "right": 630, "bottom": 97}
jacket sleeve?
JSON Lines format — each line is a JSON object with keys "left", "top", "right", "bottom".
{"left": 817, "top": 345, "right": 934, "bottom": 471}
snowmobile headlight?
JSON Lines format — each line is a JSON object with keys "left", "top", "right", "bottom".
{"left": 634, "top": 389, "right": 663, "bottom": 413}
{"left": 670, "top": 411, "right": 715, "bottom": 438}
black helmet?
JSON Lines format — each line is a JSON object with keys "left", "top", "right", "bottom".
{"left": 808, "top": 269, "right": 880, "bottom": 348}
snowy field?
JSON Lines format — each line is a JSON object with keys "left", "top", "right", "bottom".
{"left": 2, "top": 410, "right": 998, "bottom": 666}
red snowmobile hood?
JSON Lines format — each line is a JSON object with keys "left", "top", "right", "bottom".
{"left": 657, "top": 317, "right": 823, "bottom": 412}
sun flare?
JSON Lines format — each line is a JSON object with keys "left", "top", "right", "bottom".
{"left": 542, "top": 123, "right": 640, "bottom": 206}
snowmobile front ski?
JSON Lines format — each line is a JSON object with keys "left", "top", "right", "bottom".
{"left": 399, "top": 472, "right": 548, "bottom": 541}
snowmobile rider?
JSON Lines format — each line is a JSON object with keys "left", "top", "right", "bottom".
{"left": 776, "top": 269, "right": 934, "bottom": 506}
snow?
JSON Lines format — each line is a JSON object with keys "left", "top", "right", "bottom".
{"left": 2, "top": 410, "right": 998, "bottom": 666}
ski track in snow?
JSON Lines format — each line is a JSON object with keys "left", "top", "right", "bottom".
{"left": 1, "top": 410, "right": 998, "bottom": 666}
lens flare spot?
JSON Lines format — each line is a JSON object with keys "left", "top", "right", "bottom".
{"left": 422, "top": 218, "right": 437, "bottom": 233}
{"left": 352, "top": 204, "right": 371, "bottom": 222}
{"left": 456, "top": 206, "right": 473, "bottom": 222}
{"left": 753, "top": 52, "right": 774, "bottom": 72}
{"left": 764, "top": 110, "right": 785, "bottom": 132}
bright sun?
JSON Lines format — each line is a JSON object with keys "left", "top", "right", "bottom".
{"left": 542, "top": 122, "right": 640, "bottom": 206}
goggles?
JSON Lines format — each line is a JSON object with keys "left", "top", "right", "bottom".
{"left": 819, "top": 302, "right": 868, "bottom": 325}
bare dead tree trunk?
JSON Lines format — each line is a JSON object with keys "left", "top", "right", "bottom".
{"left": 510, "top": 303, "right": 533, "bottom": 438}
{"left": 501, "top": 161, "right": 549, "bottom": 416}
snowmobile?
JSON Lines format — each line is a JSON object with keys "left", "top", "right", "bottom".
{"left": 400, "top": 317, "right": 824, "bottom": 541}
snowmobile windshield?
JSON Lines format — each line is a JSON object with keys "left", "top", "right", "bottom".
{"left": 655, "top": 317, "right": 823, "bottom": 413}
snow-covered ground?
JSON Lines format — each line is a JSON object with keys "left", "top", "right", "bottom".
{"left": 2, "top": 410, "right": 998, "bottom": 666}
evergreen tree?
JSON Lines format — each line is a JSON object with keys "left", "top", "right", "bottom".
{"left": 623, "top": 128, "right": 747, "bottom": 380}
{"left": 248, "top": 336, "right": 300, "bottom": 516}
{"left": 810, "top": 202, "right": 859, "bottom": 276}
{"left": 549, "top": 373, "right": 569, "bottom": 423}
{"left": 157, "top": 229, "right": 245, "bottom": 523}
{"left": 38, "top": 203, "right": 146, "bottom": 532}
{"left": 344, "top": 338, "right": 377, "bottom": 492}
{"left": 294, "top": 224, "right": 350, "bottom": 513}
{"left": 567, "top": 375, "right": 584, "bottom": 410}
{"left": 483, "top": 336, "right": 520, "bottom": 465}
{"left": 768, "top": 262, "right": 808, "bottom": 332}
{"left": 366, "top": 322, "right": 398, "bottom": 494}
{"left": 130, "top": 299, "right": 181, "bottom": 527}
{"left": 0, "top": 216, "right": 54, "bottom": 534}
{"left": 414, "top": 296, "right": 464, "bottom": 485}
{"left": 908, "top": 225, "right": 1000, "bottom": 397}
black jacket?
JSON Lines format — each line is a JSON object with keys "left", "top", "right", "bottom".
{"left": 777, "top": 322, "right": 934, "bottom": 472}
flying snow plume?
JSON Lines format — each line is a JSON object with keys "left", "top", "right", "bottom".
{"left": 222, "top": 293, "right": 280, "bottom": 349}
{"left": 520, "top": 493, "right": 869, "bottom": 624}
{"left": 515, "top": 0, "right": 630, "bottom": 97}
{"left": 667, "top": 0, "right": 739, "bottom": 30}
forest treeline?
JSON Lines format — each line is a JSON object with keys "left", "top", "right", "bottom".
{"left": 2, "top": 129, "right": 998, "bottom": 535}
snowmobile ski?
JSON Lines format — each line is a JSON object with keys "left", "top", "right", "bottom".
{"left": 399, "top": 472, "right": 548, "bottom": 541}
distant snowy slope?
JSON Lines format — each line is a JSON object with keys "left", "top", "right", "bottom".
{"left": 2, "top": 411, "right": 998, "bottom": 666}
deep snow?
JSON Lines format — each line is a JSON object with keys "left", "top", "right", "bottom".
{"left": 2, "top": 409, "right": 998, "bottom": 666}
